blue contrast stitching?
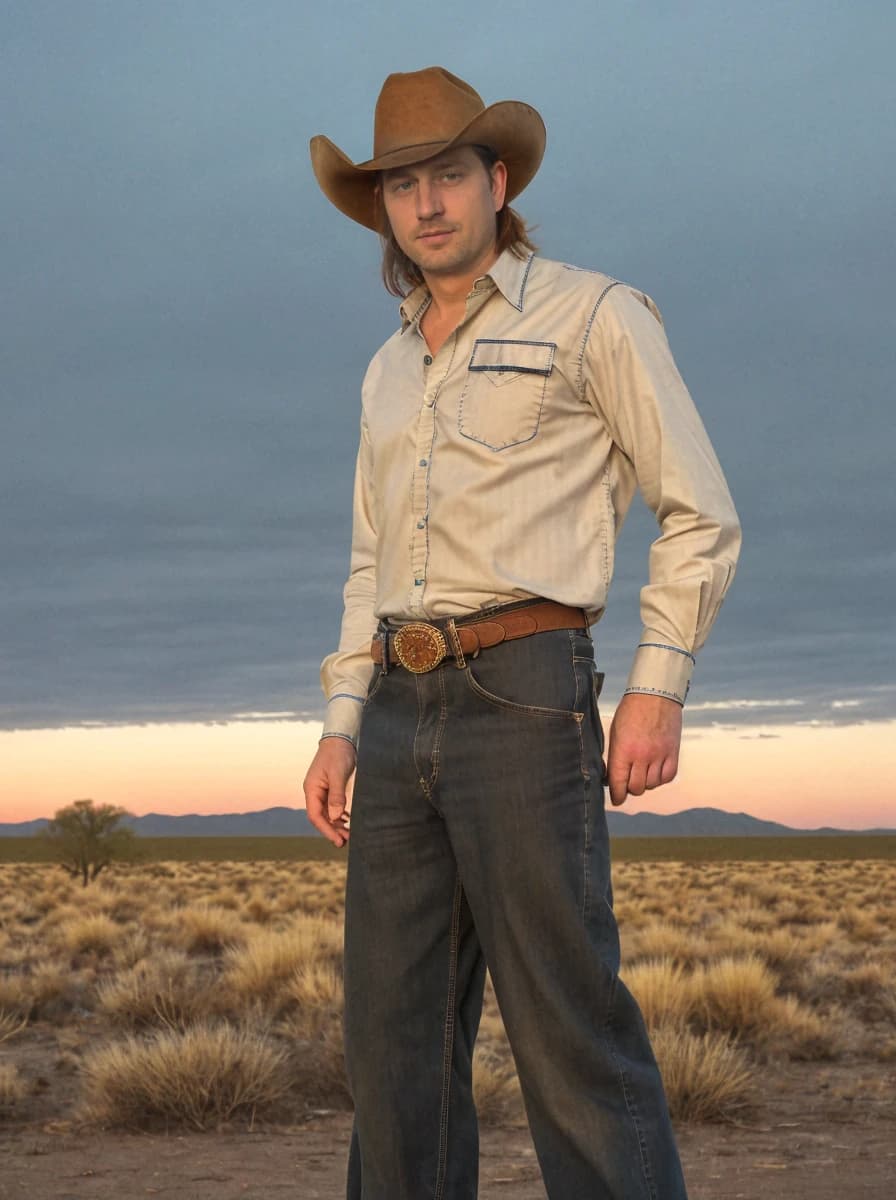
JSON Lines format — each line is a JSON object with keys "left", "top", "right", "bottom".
{"left": 457, "top": 367, "right": 549, "bottom": 452}
{"left": 515, "top": 252, "right": 535, "bottom": 310}
{"left": 623, "top": 685, "right": 685, "bottom": 705}
{"left": 599, "top": 464, "right": 613, "bottom": 588}
{"left": 637, "top": 642, "right": 696, "bottom": 664}
{"left": 468, "top": 338, "right": 556, "bottom": 375}
{"left": 318, "top": 731, "right": 356, "bottom": 748}
{"left": 575, "top": 280, "right": 622, "bottom": 398}
{"left": 327, "top": 692, "right": 365, "bottom": 705}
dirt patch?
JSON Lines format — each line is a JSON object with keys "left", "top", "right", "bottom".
{"left": 1, "top": 1062, "right": 893, "bottom": 1199}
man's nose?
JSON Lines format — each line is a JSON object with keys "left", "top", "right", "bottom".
{"left": 415, "top": 179, "right": 444, "bottom": 220}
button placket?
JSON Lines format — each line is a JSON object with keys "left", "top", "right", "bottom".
{"left": 408, "top": 346, "right": 441, "bottom": 611}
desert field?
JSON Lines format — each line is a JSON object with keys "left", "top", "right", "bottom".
{"left": 0, "top": 845, "right": 894, "bottom": 1198}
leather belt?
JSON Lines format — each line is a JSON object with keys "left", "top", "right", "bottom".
{"left": 370, "top": 600, "right": 589, "bottom": 674}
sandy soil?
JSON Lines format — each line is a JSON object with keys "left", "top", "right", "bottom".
{"left": 1, "top": 1060, "right": 893, "bottom": 1199}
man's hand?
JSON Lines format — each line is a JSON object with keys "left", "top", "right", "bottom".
{"left": 606, "top": 692, "right": 683, "bottom": 807}
{"left": 303, "top": 737, "right": 357, "bottom": 847}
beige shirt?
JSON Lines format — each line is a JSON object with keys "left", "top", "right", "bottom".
{"left": 320, "top": 249, "right": 741, "bottom": 745}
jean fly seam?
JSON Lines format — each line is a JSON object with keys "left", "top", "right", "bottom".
{"left": 412, "top": 674, "right": 430, "bottom": 798}
{"left": 433, "top": 874, "right": 463, "bottom": 1200}
{"left": 428, "top": 666, "right": 449, "bottom": 793}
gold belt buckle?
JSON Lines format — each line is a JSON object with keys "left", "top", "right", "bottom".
{"left": 392, "top": 623, "right": 447, "bottom": 673}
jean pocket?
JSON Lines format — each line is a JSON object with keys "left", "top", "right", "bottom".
{"left": 458, "top": 338, "right": 555, "bottom": 451}
{"left": 462, "top": 629, "right": 590, "bottom": 719}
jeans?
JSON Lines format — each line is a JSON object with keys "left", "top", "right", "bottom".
{"left": 343, "top": 601, "right": 688, "bottom": 1199}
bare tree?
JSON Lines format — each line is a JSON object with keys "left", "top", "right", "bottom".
{"left": 43, "top": 798, "right": 136, "bottom": 886}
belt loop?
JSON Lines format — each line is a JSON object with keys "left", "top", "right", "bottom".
{"left": 445, "top": 618, "right": 466, "bottom": 669}
{"left": 381, "top": 625, "right": 391, "bottom": 675}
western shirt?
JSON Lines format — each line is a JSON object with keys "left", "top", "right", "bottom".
{"left": 319, "top": 249, "right": 742, "bottom": 746}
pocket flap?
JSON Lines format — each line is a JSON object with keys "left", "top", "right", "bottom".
{"left": 468, "top": 339, "right": 556, "bottom": 376}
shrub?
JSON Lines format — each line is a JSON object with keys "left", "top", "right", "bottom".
{"left": 652, "top": 1027, "right": 754, "bottom": 1122}
{"left": 55, "top": 913, "right": 122, "bottom": 957}
{"left": 472, "top": 1045, "right": 524, "bottom": 1125}
{"left": 95, "top": 951, "right": 214, "bottom": 1030}
{"left": 223, "top": 918, "right": 343, "bottom": 1012}
{"left": 624, "top": 959, "right": 694, "bottom": 1029}
{"left": 175, "top": 904, "right": 248, "bottom": 956}
{"left": 690, "top": 955, "right": 779, "bottom": 1037}
{"left": 78, "top": 1022, "right": 292, "bottom": 1130}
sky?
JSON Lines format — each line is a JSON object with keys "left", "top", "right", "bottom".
{"left": 2, "top": 2, "right": 894, "bottom": 828}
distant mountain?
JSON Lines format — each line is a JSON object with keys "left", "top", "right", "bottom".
{"left": 121, "top": 806, "right": 318, "bottom": 837}
{"left": 606, "top": 806, "right": 895, "bottom": 836}
{"left": 0, "top": 805, "right": 892, "bottom": 838}
{"left": 0, "top": 806, "right": 317, "bottom": 838}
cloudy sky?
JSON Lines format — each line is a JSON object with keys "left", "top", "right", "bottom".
{"left": 2, "top": 2, "right": 894, "bottom": 826}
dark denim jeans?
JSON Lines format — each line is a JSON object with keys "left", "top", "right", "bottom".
{"left": 343, "top": 603, "right": 688, "bottom": 1199}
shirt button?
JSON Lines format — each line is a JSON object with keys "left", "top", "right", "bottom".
{"left": 419, "top": 458, "right": 428, "bottom": 467}
{"left": 417, "top": 519, "right": 426, "bottom": 528}
{"left": 423, "top": 354, "right": 433, "bottom": 366}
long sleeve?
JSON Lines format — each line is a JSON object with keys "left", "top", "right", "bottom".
{"left": 319, "top": 410, "right": 379, "bottom": 745}
{"left": 582, "top": 284, "right": 742, "bottom": 704}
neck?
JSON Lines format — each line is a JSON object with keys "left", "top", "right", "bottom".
{"left": 421, "top": 244, "right": 500, "bottom": 315}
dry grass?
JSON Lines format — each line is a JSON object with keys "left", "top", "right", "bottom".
{"left": 78, "top": 1022, "right": 292, "bottom": 1130}
{"left": 95, "top": 951, "right": 214, "bottom": 1031}
{"left": 0, "top": 856, "right": 893, "bottom": 1131}
{"left": 174, "top": 903, "right": 250, "bottom": 956}
{"left": 0, "top": 1011, "right": 28, "bottom": 1043}
{"left": 651, "top": 1028, "right": 755, "bottom": 1122}
{"left": 0, "top": 1063, "right": 27, "bottom": 1113}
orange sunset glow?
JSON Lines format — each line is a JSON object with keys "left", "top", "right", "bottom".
{"left": 2, "top": 716, "right": 894, "bottom": 831}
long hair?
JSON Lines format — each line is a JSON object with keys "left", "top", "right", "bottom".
{"left": 376, "top": 145, "right": 538, "bottom": 298}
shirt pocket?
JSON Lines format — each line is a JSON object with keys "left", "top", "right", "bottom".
{"left": 458, "top": 338, "right": 556, "bottom": 451}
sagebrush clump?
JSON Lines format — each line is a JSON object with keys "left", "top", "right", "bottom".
{"left": 0, "top": 857, "right": 892, "bottom": 1130}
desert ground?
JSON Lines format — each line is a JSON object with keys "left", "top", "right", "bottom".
{"left": 1, "top": 851, "right": 894, "bottom": 1198}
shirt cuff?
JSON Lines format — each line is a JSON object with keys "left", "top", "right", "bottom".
{"left": 321, "top": 693, "right": 365, "bottom": 746}
{"left": 623, "top": 636, "right": 695, "bottom": 707}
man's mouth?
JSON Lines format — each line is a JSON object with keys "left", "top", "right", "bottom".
{"left": 417, "top": 229, "right": 454, "bottom": 241}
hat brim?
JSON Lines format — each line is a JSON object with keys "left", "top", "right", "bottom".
{"left": 310, "top": 100, "right": 546, "bottom": 231}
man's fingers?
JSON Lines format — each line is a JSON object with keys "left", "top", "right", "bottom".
{"left": 627, "top": 762, "right": 647, "bottom": 796}
{"left": 607, "top": 754, "right": 631, "bottom": 808}
{"left": 645, "top": 758, "right": 665, "bottom": 790}
{"left": 303, "top": 769, "right": 349, "bottom": 848}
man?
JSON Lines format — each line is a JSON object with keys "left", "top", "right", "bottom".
{"left": 304, "top": 67, "right": 741, "bottom": 1199}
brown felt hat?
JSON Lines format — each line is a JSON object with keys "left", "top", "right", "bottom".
{"left": 309, "top": 67, "right": 546, "bottom": 230}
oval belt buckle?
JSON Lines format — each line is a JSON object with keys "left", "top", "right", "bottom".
{"left": 392, "top": 623, "right": 447, "bottom": 673}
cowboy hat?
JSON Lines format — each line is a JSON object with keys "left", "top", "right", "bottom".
{"left": 309, "top": 67, "right": 546, "bottom": 231}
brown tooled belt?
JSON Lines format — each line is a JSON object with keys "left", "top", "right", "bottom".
{"left": 370, "top": 599, "right": 589, "bottom": 674}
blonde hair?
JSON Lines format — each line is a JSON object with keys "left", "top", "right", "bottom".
{"left": 376, "top": 145, "right": 538, "bottom": 298}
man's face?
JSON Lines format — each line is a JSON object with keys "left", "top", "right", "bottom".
{"left": 380, "top": 145, "right": 508, "bottom": 281}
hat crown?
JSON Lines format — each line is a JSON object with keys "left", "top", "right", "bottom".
{"left": 373, "top": 67, "right": 486, "bottom": 160}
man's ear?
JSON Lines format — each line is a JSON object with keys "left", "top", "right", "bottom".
{"left": 490, "top": 160, "right": 508, "bottom": 212}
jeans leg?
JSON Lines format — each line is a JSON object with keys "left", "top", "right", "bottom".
{"left": 438, "top": 629, "right": 688, "bottom": 1200}
{"left": 344, "top": 664, "right": 487, "bottom": 1200}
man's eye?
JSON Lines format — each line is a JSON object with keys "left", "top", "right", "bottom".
{"left": 391, "top": 180, "right": 413, "bottom": 193}
{"left": 441, "top": 171, "right": 463, "bottom": 182}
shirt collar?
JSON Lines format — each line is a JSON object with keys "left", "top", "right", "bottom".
{"left": 399, "top": 248, "right": 537, "bottom": 330}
